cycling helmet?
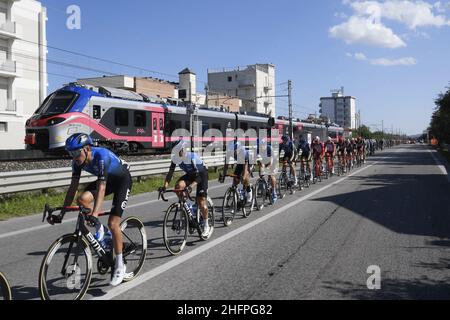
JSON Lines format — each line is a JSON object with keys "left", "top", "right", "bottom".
{"left": 327, "top": 137, "right": 332, "bottom": 142}
{"left": 281, "top": 135, "right": 289, "bottom": 142}
{"left": 65, "top": 133, "right": 93, "bottom": 151}
{"left": 315, "top": 136, "right": 321, "bottom": 142}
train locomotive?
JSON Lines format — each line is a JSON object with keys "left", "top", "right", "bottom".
{"left": 25, "top": 83, "right": 343, "bottom": 153}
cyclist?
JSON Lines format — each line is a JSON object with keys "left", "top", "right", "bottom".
{"left": 220, "top": 141, "right": 253, "bottom": 203}
{"left": 298, "top": 135, "right": 312, "bottom": 181}
{"left": 161, "top": 140, "right": 211, "bottom": 238}
{"left": 347, "top": 138, "right": 356, "bottom": 169}
{"left": 256, "top": 138, "right": 277, "bottom": 204}
{"left": 49, "top": 133, "right": 132, "bottom": 287}
{"left": 324, "top": 137, "right": 336, "bottom": 175}
{"left": 311, "top": 136, "right": 325, "bottom": 179}
{"left": 356, "top": 137, "right": 365, "bottom": 164}
{"left": 279, "top": 135, "right": 298, "bottom": 186}
{"left": 336, "top": 136, "right": 347, "bottom": 173}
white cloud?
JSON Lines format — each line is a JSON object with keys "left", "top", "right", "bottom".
{"left": 350, "top": 0, "right": 450, "bottom": 29}
{"left": 330, "top": 15, "right": 406, "bottom": 48}
{"left": 347, "top": 52, "right": 417, "bottom": 66}
{"left": 331, "top": 1, "right": 450, "bottom": 48}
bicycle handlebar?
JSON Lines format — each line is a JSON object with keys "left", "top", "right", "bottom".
{"left": 42, "top": 204, "right": 104, "bottom": 223}
{"left": 158, "top": 188, "right": 194, "bottom": 203}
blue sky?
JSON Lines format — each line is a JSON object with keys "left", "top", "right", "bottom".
{"left": 41, "top": 0, "right": 450, "bottom": 135}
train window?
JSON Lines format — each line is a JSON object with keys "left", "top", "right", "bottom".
{"left": 93, "top": 105, "right": 101, "bottom": 119}
{"left": 153, "top": 118, "right": 157, "bottom": 130}
{"left": 159, "top": 118, "right": 164, "bottom": 130}
{"left": 38, "top": 91, "right": 78, "bottom": 115}
{"left": 134, "top": 111, "right": 146, "bottom": 127}
{"left": 212, "top": 123, "right": 221, "bottom": 131}
{"left": 115, "top": 109, "right": 129, "bottom": 127}
{"left": 240, "top": 122, "right": 248, "bottom": 131}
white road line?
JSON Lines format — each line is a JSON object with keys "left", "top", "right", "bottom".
{"left": 428, "top": 149, "right": 450, "bottom": 183}
{"left": 94, "top": 158, "right": 386, "bottom": 300}
{"left": 0, "top": 183, "right": 227, "bottom": 240}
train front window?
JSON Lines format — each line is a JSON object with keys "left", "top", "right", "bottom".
{"left": 38, "top": 91, "right": 78, "bottom": 115}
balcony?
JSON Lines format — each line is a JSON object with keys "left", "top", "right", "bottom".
{"left": 0, "top": 21, "right": 19, "bottom": 39}
{"left": 0, "top": 59, "right": 17, "bottom": 77}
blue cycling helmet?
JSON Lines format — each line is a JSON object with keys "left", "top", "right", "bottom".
{"left": 65, "top": 133, "right": 93, "bottom": 151}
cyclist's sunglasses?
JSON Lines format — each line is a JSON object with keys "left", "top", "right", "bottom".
{"left": 68, "top": 149, "right": 83, "bottom": 158}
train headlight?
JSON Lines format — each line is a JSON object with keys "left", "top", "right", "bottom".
{"left": 47, "top": 118, "right": 65, "bottom": 126}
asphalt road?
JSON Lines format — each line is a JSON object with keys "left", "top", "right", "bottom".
{"left": 1, "top": 144, "right": 450, "bottom": 300}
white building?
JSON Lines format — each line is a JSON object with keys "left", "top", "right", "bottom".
{"left": 320, "top": 89, "right": 356, "bottom": 129}
{"left": 0, "top": 0, "right": 47, "bottom": 150}
{"left": 207, "top": 64, "right": 275, "bottom": 115}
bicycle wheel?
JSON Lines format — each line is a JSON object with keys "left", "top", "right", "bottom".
{"left": 120, "top": 217, "right": 147, "bottom": 282}
{"left": 197, "top": 197, "right": 215, "bottom": 240}
{"left": 0, "top": 272, "right": 12, "bottom": 300}
{"left": 277, "top": 174, "right": 287, "bottom": 199}
{"left": 255, "top": 178, "right": 267, "bottom": 211}
{"left": 242, "top": 185, "right": 257, "bottom": 218}
{"left": 222, "top": 188, "right": 237, "bottom": 227}
{"left": 163, "top": 203, "right": 188, "bottom": 256}
{"left": 39, "top": 234, "right": 92, "bottom": 300}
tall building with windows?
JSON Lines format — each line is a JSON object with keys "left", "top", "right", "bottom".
{"left": 320, "top": 89, "right": 356, "bottom": 130}
{"left": 0, "top": 0, "right": 47, "bottom": 150}
{"left": 207, "top": 64, "right": 275, "bottom": 116}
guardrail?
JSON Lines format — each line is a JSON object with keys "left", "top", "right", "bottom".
{"left": 0, "top": 152, "right": 232, "bottom": 195}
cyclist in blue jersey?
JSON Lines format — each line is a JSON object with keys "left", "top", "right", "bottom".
{"left": 298, "top": 135, "right": 312, "bottom": 180}
{"left": 161, "top": 140, "right": 211, "bottom": 238}
{"left": 257, "top": 139, "right": 277, "bottom": 203}
{"left": 279, "top": 135, "right": 298, "bottom": 185}
{"left": 220, "top": 141, "right": 253, "bottom": 203}
{"left": 47, "top": 133, "right": 132, "bottom": 287}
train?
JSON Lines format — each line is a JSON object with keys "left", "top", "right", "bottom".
{"left": 25, "top": 83, "right": 344, "bottom": 153}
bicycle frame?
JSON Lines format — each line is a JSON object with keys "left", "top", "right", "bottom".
{"left": 43, "top": 206, "right": 137, "bottom": 276}
{"left": 160, "top": 189, "right": 203, "bottom": 235}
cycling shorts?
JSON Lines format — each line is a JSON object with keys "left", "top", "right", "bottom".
{"left": 84, "top": 171, "right": 132, "bottom": 218}
{"left": 178, "top": 168, "right": 209, "bottom": 198}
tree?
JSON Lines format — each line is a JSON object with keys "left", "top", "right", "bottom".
{"left": 430, "top": 85, "right": 450, "bottom": 144}
{"left": 356, "top": 125, "right": 372, "bottom": 139}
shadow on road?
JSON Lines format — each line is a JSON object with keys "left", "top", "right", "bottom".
{"left": 312, "top": 173, "right": 450, "bottom": 239}
{"left": 322, "top": 276, "right": 450, "bottom": 299}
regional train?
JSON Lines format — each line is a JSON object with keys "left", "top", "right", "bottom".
{"left": 25, "top": 83, "right": 344, "bottom": 153}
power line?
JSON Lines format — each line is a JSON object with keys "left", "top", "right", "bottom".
{"left": 14, "top": 38, "right": 207, "bottom": 83}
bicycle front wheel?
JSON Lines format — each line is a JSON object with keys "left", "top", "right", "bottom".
{"left": 255, "top": 179, "right": 267, "bottom": 211}
{"left": 277, "top": 174, "right": 287, "bottom": 199}
{"left": 121, "top": 217, "right": 147, "bottom": 282}
{"left": 163, "top": 203, "right": 188, "bottom": 255}
{"left": 0, "top": 272, "right": 12, "bottom": 300}
{"left": 222, "top": 188, "right": 237, "bottom": 227}
{"left": 39, "top": 234, "right": 92, "bottom": 300}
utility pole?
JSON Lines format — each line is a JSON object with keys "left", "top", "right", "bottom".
{"left": 288, "top": 80, "right": 293, "bottom": 139}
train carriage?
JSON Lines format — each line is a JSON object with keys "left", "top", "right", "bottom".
{"left": 25, "top": 83, "right": 344, "bottom": 154}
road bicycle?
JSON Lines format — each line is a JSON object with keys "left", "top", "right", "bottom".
{"left": 0, "top": 271, "right": 12, "bottom": 300}
{"left": 255, "top": 174, "right": 275, "bottom": 210}
{"left": 220, "top": 174, "right": 256, "bottom": 226}
{"left": 39, "top": 204, "right": 147, "bottom": 300}
{"left": 278, "top": 161, "right": 296, "bottom": 196}
{"left": 160, "top": 189, "right": 215, "bottom": 255}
